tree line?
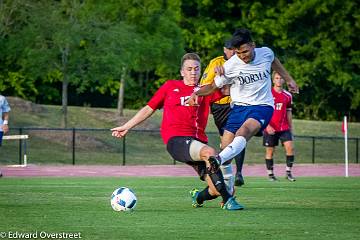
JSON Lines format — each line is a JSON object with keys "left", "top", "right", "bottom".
{"left": 0, "top": 0, "right": 359, "bottom": 126}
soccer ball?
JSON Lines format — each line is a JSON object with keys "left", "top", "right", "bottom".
{"left": 110, "top": 187, "right": 137, "bottom": 212}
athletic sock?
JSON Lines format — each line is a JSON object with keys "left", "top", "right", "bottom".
{"left": 208, "top": 169, "right": 232, "bottom": 203}
{"left": 220, "top": 163, "right": 234, "bottom": 194}
{"left": 265, "top": 158, "right": 274, "bottom": 175}
{"left": 235, "top": 149, "right": 245, "bottom": 175}
{"left": 219, "top": 136, "right": 247, "bottom": 164}
{"left": 196, "top": 186, "right": 217, "bottom": 204}
{"left": 286, "top": 155, "right": 294, "bottom": 171}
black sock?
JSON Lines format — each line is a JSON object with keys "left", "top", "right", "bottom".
{"left": 235, "top": 149, "right": 245, "bottom": 175}
{"left": 286, "top": 155, "right": 294, "bottom": 168}
{"left": 265, "top": 158, "right": 274, "bottom": 171}
{"left": 197, "top": 186, "right": 217, "bottom": 204}
{"left": 208, "top": 169, "right": 232, "bottom": 203}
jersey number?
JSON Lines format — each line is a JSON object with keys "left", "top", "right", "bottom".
{"left": 275, "top": 103, "right": 283, "bottom": 110}
{"left": 180, "top": 96, "right": 191, "bottom": 106}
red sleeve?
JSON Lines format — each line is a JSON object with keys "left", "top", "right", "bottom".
{"left": 147, "top": 81, "right": 169, "bottom": 110}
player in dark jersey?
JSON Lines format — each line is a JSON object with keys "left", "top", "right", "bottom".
{"left": 111, "top": 53, "right": 244, "bottom": 210}
{"left": 263, "top": 71, "right": 296, "bottom": 181}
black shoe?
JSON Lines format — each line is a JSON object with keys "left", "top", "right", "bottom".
{"left": 208, "top": 156, "right": 221, "bottom": 173}
{"left": 0, "top": 171, "right": 2, "bottom": 178}
{"left": 235, "top": 174, "right": 245, "bottom": 187}
{"left": 268, "top": 174, "right": 278, "bottom": 181}
{"left": 286, "top": 172, "right": 296, "bottom": 182}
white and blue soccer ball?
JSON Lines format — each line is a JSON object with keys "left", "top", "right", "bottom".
{"left": 110, "top": 187, "right": 137, "bottom": 212}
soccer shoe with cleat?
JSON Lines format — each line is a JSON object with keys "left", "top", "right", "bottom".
{"left": 190, "top": 188, "right": 203, "bottom": 208}
{"left": 219, "top": 185, "right": 236, "bottom": 208}
{"left": 286, "top": 173, "right": 296, "bottom": 182}
{"left": 208, "top": 156, "right": 221, "bottom": 173}
{"left": 235, "top": 174, "right": 245, "bottom": 187}
{"left": 268, "top": 174, "right": 278, "bottom": 181}
{"left": 222, "top": 197, "right": 245, "bottom": 211}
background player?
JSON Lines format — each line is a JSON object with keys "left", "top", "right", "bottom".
{"left": 263, "top": 71, "right": 296, "bottom": 181}
{"left": 111, "top": 53, "right": 244, "bottom": 210}
{"left": 0, "top": 95, "right": 11, "bottom": 178}
{"left": 200, "top": 40, "right": 246, "bottom": 189}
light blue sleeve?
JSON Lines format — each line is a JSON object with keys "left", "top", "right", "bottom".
{"left": 1, "top": 97, "right": 11, "bottom": 112}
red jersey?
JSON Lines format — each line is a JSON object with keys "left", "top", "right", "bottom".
{"left": 267, "top": 88, "right": 292, "bottom": 132}
{"left": 147, "top": 80, "right": 223, "bottom": 144}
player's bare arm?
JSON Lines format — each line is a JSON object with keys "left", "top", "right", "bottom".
{"left": 2, "top": 112, "right": 9, "bottom": 134}
{"left": 111, "top": 105, "right": 155, "bottom": 138}
{"left": 272, "top": 57, "right": 299, "bottom": 94}
{"left": 287, "top": 109, "right": 293, "bottom": 130}
{"left": 186, "top": 82, "right": 219, "bottom": 106}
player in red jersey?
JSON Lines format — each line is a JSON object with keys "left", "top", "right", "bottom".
{"left": 111, "top": 53, "right": 244, "bottom": 210}
{"left": 263, "top": 71, "right": 296, "bottom": 181}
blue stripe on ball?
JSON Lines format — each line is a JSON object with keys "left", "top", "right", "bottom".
{"left": 116, "top": 187, "right": 126, "bottom": 195}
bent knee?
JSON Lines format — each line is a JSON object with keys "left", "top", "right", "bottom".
{"left": 200, "top": 146, "right": 217, "bottom": 160}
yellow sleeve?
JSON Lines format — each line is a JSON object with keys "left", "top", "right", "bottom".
{"left": 200, "top": 56, "right": 225, "bottom": 86}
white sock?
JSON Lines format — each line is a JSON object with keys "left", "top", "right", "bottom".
{"left": 219, "top": 136, "right": 247, "bottom": 164}
{"left": 220, "top": 164, "right": 234, "bottom": 195}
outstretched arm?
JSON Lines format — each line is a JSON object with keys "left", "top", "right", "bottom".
{"left": 186, "top": 82, "right": 219, "bottom": 106}
{"left": 111, "top": 105, "right": 155, "bottom": 138}
{"left": 196, "top": 81, "right": 219, "bottom": 96}
{"left": 272, "top": 57, "right": 299, "bottom": 94}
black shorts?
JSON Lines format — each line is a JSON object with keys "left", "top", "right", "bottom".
{"left": 263, "top": 130, "right": 293, "bottom": 147}
{"left": 210, "top": 103, "right": 231, "bottom": 136}
{"left": 166, "top": 136, "right": 207, "bottom": 181}
{"left": 0, "top": 132, "right": 3, "bottom": 146}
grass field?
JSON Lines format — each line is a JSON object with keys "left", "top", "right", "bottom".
{"left": 1, "top": 177, "right": 359, "bottom": 240}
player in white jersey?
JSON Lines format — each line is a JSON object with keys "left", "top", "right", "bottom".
{"left": 187, "top": 29, "right": 298, "bottom": 171}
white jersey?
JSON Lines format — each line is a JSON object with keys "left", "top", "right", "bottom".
{"left": 0, "top": 95, "right": 11, "bottom": 132}
{"left": 214, "top": 47, "right": 275, "bottom": 107}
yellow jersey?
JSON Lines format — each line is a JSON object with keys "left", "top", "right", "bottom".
{"left": 200, "top": 56, "right": 231, "bottom": 104}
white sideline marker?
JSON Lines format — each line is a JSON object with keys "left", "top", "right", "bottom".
{"left": 3, "top": 135, "right": 29, "bottom": 166}
{"left": 343, "top": 116, "right": 348, "bottom": 178}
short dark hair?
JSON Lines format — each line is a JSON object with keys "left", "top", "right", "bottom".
{"left": 231, "top": 28, "right": 253, "bottom": 48}
{"left": 181, "top": 53, "right": 201, "bottom": 68}
{"left": 224, "top": 39, "right": 234, "bottom": 49}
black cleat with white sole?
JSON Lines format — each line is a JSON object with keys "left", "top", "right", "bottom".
{"left": 208, "top": 156, "right": 221, "bottom": 173}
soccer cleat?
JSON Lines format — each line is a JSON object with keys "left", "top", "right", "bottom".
{"left": 235, "top": 174, "right": 245, "bottom": 187}
{"left": 222, "top": 197, "right": 245, "bottom": 211}
{"left": 268, "top": 174, "right": 278, "bottom": 181}
{"left": 190, "top": 188, "right": 203, "bottom": 208}
{"left": 208, "top": 156, "right": 221, "bottom": 173}
{"left": 286, "top": 172, "right": 296, "bottom": 182}
{"left": 0, "top": 171, "right": 2, "bottom": 178}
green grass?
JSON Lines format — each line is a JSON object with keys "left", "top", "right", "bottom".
{"left": 1, "top": 177, "right": 359, "bottom": 240}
